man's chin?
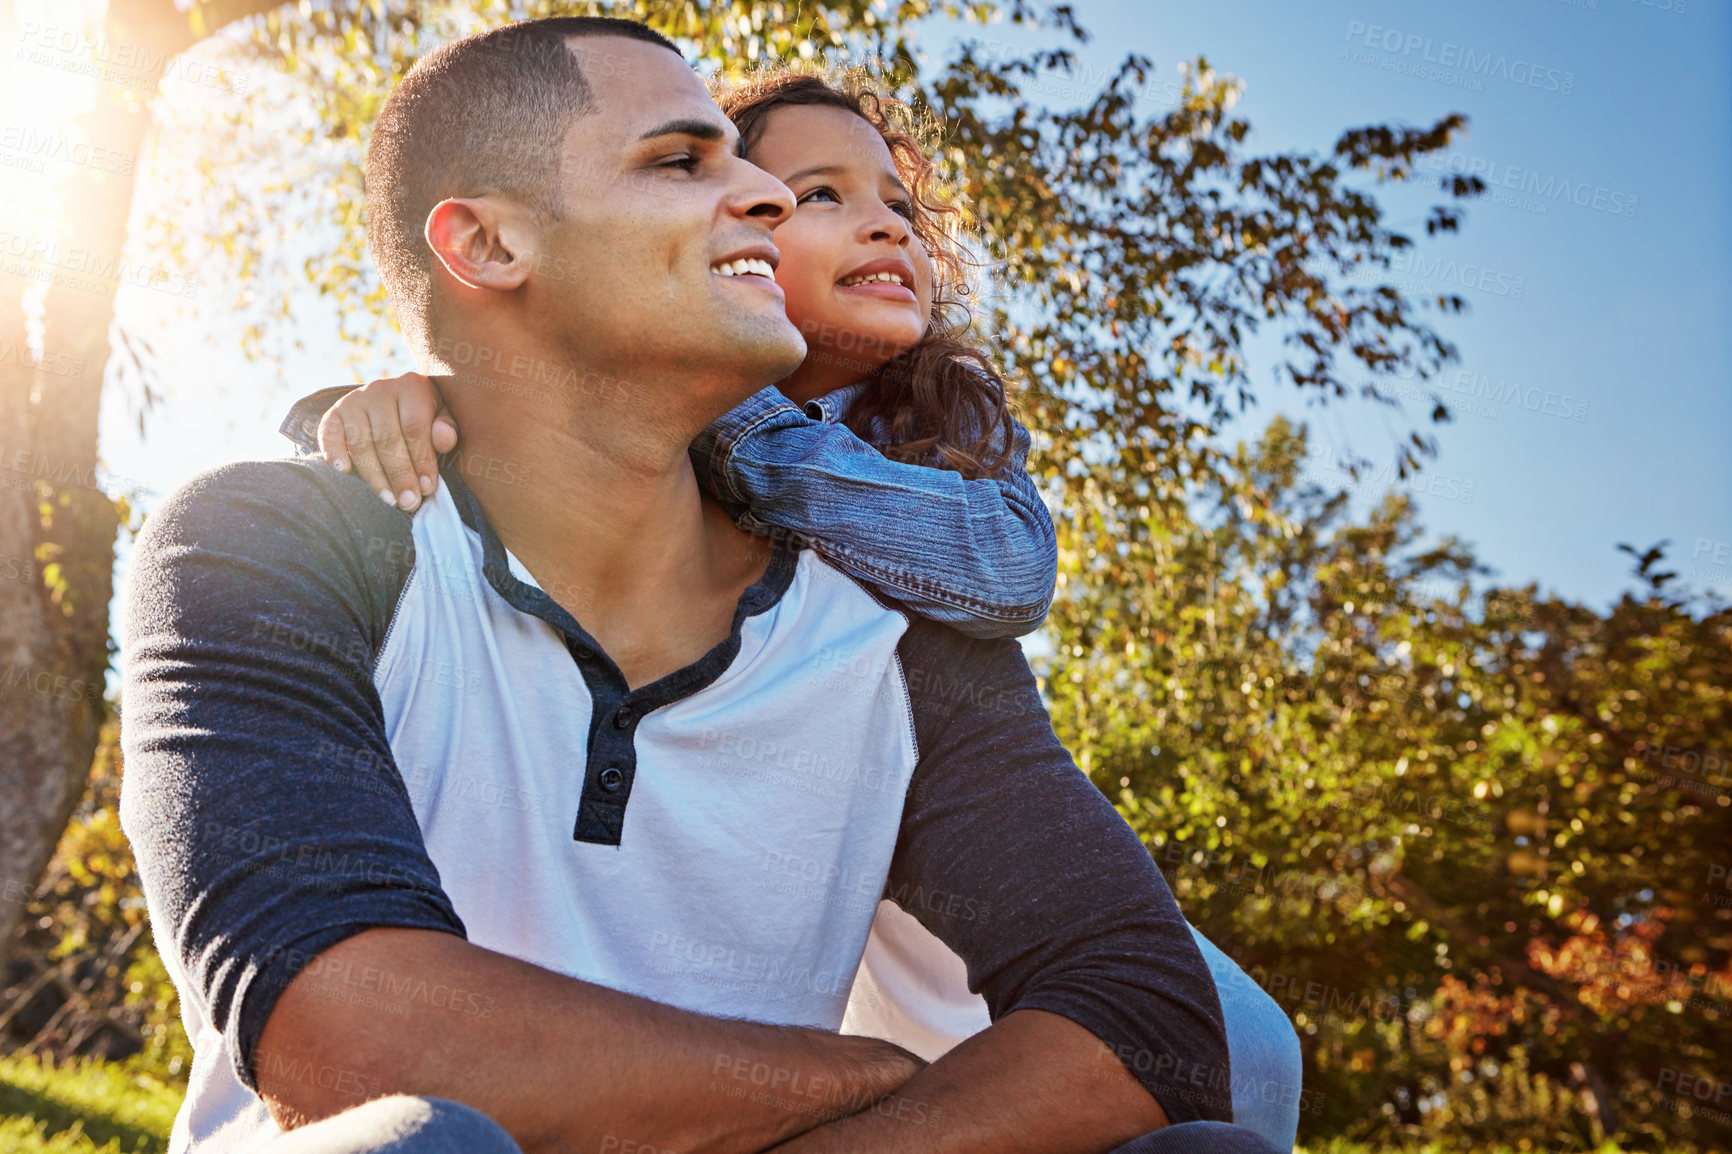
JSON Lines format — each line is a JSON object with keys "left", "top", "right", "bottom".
{"left": 717, "top": 323, "right": 807, "bottom": 386}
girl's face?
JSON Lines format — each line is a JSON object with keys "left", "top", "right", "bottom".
{"left": 743, "top": 104, "right": 936, "bottom": 403}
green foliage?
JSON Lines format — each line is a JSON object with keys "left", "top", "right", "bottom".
{"left": 1032, "top": 415, "right": 1729, "bottom": 1151}
{"left": 0, "top": 1053, "right": 180, "bottom": 1153}
{"left": 1, "top": 723, "right": 192, "bottom": 1085}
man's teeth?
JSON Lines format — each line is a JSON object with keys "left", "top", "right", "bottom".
{"left": 712, "top": 257, "right": 775, "bottom": 278}
{"left": 839, "top": 271, "right": 906, "bottom": 287}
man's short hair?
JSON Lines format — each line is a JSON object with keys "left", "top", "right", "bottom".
{"left": 365, "top": 17, "right": 681, "bottom": 352}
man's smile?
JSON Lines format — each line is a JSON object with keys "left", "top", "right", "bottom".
{"left": 711, "top": 257, "right": 776, "bottom": 278}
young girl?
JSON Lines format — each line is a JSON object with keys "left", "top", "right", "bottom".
{"left": 281, "top": 67, "right": 1301, "bottom": 1149}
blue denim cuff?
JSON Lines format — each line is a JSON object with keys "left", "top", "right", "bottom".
{"left": 801, "top": 380, "right": 869, "bottom": 424}
{"left": 280, "top": 385, "right": 361, "bottom": 455}
{"left": 689, "top": 385, "right": 802, "bottom": 507}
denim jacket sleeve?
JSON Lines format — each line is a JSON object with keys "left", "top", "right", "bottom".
{"left": 279, "top": 385, "right": 357, "bottom": 455}
{"left": 688, "top": 385, "right": 1058, "bottom": 639}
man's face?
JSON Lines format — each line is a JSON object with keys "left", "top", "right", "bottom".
{"left": 522, "top": 38, "right": 806, "bottom": 411}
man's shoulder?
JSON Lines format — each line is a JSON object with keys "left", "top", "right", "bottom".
{"left": 139, "top": 457, "right": 411, "bottom": 557}
{"left": 894, "top": 616, "right": 1042, "bottom": 730}
{"left": 128, "top": 457, "right": 418, "bottom": 624}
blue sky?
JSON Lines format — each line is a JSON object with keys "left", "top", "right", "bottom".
{"left": 89, "top": 0, "right": 1730, "bottom": 622}
{"left": 920, "top": 0, "right": 1731, "bottom": 609}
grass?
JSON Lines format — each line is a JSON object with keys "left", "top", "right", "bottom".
{"left": 0, "top": 1054, "right": 182, "bottom": 1153}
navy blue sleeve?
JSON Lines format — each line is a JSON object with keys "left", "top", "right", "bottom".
{"left": 118, "top": 458, "right": 466, "bottom": 1092}
{"left": 889, "top": 620, "right": 1233, "bottom": 1124}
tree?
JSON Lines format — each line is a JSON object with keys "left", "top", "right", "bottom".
{"left": 0, "top": 0, "right": 293, "bottom": 966}
{"left": 1034, "top": 411, "right": 1728, "bottom": 1148}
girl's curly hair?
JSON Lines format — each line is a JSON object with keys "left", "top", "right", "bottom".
{"left": 713, "top": 67, "right": 1016, "bottom": 480}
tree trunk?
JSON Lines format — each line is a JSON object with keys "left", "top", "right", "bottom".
{"left": 0, "top": 0, "right": 289, "bottom": 964}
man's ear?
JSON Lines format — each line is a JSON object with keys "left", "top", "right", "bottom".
{"left": 425, "top": 197, "right": 536, "bottom": 291}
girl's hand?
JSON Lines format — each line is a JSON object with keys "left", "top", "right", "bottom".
{"left": 318, "top": 371, "right": 458, "bottom": 512}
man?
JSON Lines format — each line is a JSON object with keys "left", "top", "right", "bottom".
{"left": 120, "top": 17, "right": 1287, "bottom": 1154}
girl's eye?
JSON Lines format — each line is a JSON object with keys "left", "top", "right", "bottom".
{"left": 661, "top": 155, "right": 700, "bottom": 173}
{"left": 796, "top": 186, "right": 840, "bottom": 205}
{"left": 889, "top": 200, "right": 915, "bottom": 221}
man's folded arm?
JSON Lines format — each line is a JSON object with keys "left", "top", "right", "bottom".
{"left": 771, "top": 621, "right": 1234, "bottom": 1153}
{"left": 118, "top": 459, "right": 919, "bottom": 1154}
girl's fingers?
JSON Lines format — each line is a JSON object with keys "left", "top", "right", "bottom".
{"left": 316, "top": 406, "right": 353, "bottom": 473}
{"left": 340, "top": 407, "right": 398, "bottom": 508}
{"left": 397, "top": 390, "right": 443, "bottom": 499}
{"left": 430, "top": 404, "right": 459, "bottom": 456}
{"left": 365, "top": 389, "right": 425, "bottom": 512}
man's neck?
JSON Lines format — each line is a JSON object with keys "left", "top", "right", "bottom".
{"left": 437, "top": 366, "right": 774, "bottom": 691}
{"left": 774, "top": 344, "right": 876, "bottom": 407}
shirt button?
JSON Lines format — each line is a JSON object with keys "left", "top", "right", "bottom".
{"left": 613, "top": 707, "right": 633, "bottom": 729}
{"left": 598, "top": 766, "right": 625, "bottom": 792}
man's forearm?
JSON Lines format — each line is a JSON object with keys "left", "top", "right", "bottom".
{"left": 255, "top": 928, "right": 923, "bottom": 1154}
{"left": 763, "top": 1009, "right": 1169, "bottom": 1154}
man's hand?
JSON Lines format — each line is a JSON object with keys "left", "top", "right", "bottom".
{"left": 256, "top": 928, "right": 926, "bottom": 1154}
{"left": 759, "top": 1010, "right": 1168, "bottom": 1154}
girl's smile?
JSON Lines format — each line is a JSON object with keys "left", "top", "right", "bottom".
{"left": 743, "top": 102, "right": 935, "bottom": 403}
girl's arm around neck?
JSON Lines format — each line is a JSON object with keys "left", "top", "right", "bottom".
{"left": 690, "top": 386, "right": 1058, "bottom": 639}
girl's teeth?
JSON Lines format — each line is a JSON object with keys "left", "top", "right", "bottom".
{"left": 842, "top": 272, "right": 905, "bottom": 286}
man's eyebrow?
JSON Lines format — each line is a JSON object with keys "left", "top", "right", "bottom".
{"left": 637, "top": 118, "right": 731, "bottom": 144}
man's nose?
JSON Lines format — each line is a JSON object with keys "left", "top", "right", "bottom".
{"left": 731, "top": 161, "right": 795, "bottom": 228}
